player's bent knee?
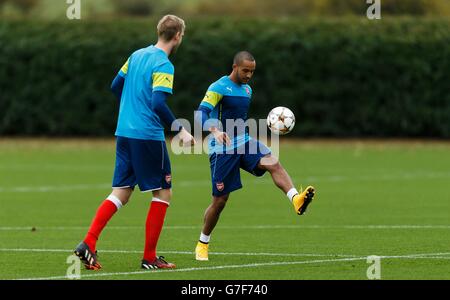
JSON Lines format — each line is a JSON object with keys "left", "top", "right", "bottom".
{"left": 153, "top": 188, "right": 172, "bottom": 203}
{"left": 258, "top": 155, "right": 279, "bottom": 171}
{"left": 107, "top": 194, "right": 127, "bottom": 209}
{"left": 265, "top": 160, "right": 283, "bottom": 173}
{"left": 111, "top": 187, "right": 133, "bottom": 206}
{"left": 213, "top": 195, "right": 229, "bottom": 209}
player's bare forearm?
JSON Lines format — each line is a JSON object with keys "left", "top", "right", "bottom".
{"left": 210, "top": 127, "right": 231, "bottom": 146}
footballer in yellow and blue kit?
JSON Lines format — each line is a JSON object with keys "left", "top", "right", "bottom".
{"left": 111, "top": 45, "right": 182, "bottom": 192}
{"left": 196, "top": 75, "right": 271, "bottom": 196}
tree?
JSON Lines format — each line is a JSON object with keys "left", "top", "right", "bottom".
{"left": 190, "top": 0, "right": 450, "bottom": 17}
{"left": 8, "top": 0, "right": 39, "bottom": 13}
{"left": 111, "top": 0, "right": 154, "bottom": 16}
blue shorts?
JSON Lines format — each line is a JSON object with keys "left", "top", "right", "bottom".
{"left": 210, "top": 139, "right": 271, "bottom": 196}
{"left": 112, "top": 137, "right": 171, "bottom": 192}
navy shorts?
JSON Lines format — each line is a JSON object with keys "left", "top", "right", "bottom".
{"left": 210, "top": 139, "right": 271, "bottom": 196}
{"left": 112, "top": 137, "right": 172, "bottom": 192}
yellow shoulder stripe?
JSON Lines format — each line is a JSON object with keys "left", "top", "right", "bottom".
{"left": 120, "top": 59, "right": 129, "bottom": 74}
{"left": 202, "top": 91, "right": 223, "bottom": 107}
{"left": 152, "top": 72, "right": 174, "bottom": 90}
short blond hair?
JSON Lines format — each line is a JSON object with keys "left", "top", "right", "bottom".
{"left": 157, "top": 15, "right": 185, "bottom": 42}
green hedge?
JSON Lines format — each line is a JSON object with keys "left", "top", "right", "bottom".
{"left": 0, "top": 18, "right": 449, "bottom": 137}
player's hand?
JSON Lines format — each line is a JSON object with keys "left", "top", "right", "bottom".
{"left": 211, "top": 128, "right": 231, "bottom": 146}
{"left": 179, "top": 128, "right": 196, "bottom": 146}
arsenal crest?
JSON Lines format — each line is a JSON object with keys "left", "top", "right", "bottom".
{"left": 165, "top": 174, "right": 172, "bottom": 184}
{"left": 216, "top": 182, "right": 224, "bottom": 192}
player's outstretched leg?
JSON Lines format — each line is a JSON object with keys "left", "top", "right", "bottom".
{"left": 195, "top": 194, "right": 230, "bottom": 261}
{"left": 258, "top": 155, "right": 316, "bottom": 215}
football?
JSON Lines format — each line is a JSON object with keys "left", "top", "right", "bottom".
{"left": 267, "top": 106, "right": 296, "bottom": 135}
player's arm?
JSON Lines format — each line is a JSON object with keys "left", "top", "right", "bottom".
{"left": 195, "top": 90, "right": 231, "bottom": 145}
{"left": 111, "top": 58, "right": 129, "bottom": 101}
{"left": 152, "top": 63, "right": 195, "bottom": 145}
{"left": 151, "top": 91, "right": 182, "bottom": 131}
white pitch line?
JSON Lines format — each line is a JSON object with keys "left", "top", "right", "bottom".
{"left": 15, "top": 252, "right": 450, "bottom": 280}
{"left": 2, "top": 248, "right": 449, "bottom": 258}
{"left": 0, "top": 248, "right": 359, "bottom": 258}
{"left": 0, "top": 184, "right": 111, "bottom": 193}
{"left": 411, "top": 256, "right": 450, "bottom": 260}
{"left": 392, "top": 252, "right": 450, "bottom": 257}
{"left": 2, "top": 171, "right": 450, "bottom": 193}
{"left": 0, "top": 165, "right": 111, "bottom": 171}
{"left": 12, "top": 257, "right": 373, "bottom": 280}
{"left": 0, "top": 164, "right": 204, "bottom": 172}
{"left": 327, "top": 225, "right": 450, "bottom": 229}
{"left": 2, "top": 224, "right": 450, "bottom": 231}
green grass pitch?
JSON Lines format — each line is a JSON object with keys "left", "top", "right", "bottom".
{"left": 0, "top": 139, "right": 449, "bottom": 280}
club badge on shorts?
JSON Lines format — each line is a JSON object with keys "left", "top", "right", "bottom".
{"left": 216, "top": 182, "right": 224, "bottom": 192}
{"left": 165, "top": 174, "right": 172, "bottom": 184}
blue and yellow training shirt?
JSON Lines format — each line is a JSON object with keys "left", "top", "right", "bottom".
{"left": 115, "top": 45, "right": 174, "bottom": 141}
{"left": 198, "top": 75, "right": 253, "bottom": 154}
